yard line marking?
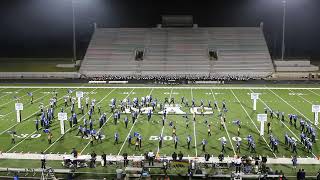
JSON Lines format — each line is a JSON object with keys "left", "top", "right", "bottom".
{"left": 230, "top": 89, "right": 277, "bottom": 158}
{"left": 0, "top": 89, "right": 52, "bottom": 119}
{"left": 7, "top": 132, "right": 38, "bottom": 153}
{"left": 0, "top": 88, "right": 81, "bottom": 136}
{"left": 45, "top": 88, "right": 109, "bottom": 153}
{"left": 157, "top": 127, "right": 165, "bottom": 155}
{"left": 191, "top": 87, "right": 198, "bottom": 157}
{"left": 0, "top": 88, "right": 8, "bottom": 95}
{"left": 0, "top": 88, "right": 24, "bottom": 101}
{"left": 193, "top": 121, "right": 197, "bottom": 157}
{"left": 250, "top": 89, "right": 316, "bottom": 158}
{"left": 288, "top": 89, "right": 313, "bottom": 104}
{"left": 307, "top": 89, "right": 320, "bottom": 98}
{"left": 268, "top": 89, "right": 320, "bottom": 130}
{"left": 0, "top": 88, "right": 41, "bottom": 108}
{"left": 210, "top": 88, "right": 236, "bottom": 155}
{"left": 156, "top": 87, "right": 173, "bottom": 156}
{"left": 6, "top": 88, "right": 87, "bottom": 153}
{"left": 117, "top": 88, "right": 154, "bottom": 156}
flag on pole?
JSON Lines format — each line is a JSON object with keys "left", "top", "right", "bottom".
{"left": 27, "top": 92, "right": 33, "bottom": 96}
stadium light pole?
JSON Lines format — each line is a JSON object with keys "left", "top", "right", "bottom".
{"left": 72, "top": 0, "right": 77, "bottom": 63}
{"left": 281, "top": 0, "right": 286, "bottom": 61}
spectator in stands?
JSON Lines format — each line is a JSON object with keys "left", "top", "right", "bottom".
{"left": 178, "top": 151, "right": 183, "bottom": 161}
{"left": 172, "top": 152, "right": 177, "bottom": 161}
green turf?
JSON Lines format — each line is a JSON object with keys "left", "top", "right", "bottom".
{"left": 0, "top": 86, "right": 319, "bottom": 160}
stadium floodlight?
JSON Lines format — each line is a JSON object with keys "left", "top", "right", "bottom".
{"left": 281, "top": 0, "right": 287, "bottom": 61}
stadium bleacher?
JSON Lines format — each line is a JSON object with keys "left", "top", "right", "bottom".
{"left": 80, "top": 27, "right": 274, "bottom": 78}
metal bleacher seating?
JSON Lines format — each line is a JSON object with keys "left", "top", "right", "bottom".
{"left": 80, "top": 27, "right": 274, "bottom": 78}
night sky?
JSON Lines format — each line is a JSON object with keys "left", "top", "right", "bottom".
{"left": 0, "top": 0, "right": 319, "bottom": 60}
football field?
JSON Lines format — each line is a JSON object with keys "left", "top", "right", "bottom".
{"left": 0, "top": 85, "right": 319, "bottom": 159}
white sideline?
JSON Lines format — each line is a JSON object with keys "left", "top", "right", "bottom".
{"left": 0, "top": 152, "right": 319, "bottom": 165}
{"left": 117, "top": 88, "right": 154, "bottom": 156}
{"left": 191, "top": 88, "right": 198, "bottom": 157}
{"left": 230, "top": 89, "right": 277, "bottom": 158}
{"left": 210, "top": 88, "right": 236, "bottom": 155}
{"left": 250, "top": 89, "right": 317, "bottom": 158}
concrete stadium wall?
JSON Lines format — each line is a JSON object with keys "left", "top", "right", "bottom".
{"left": 0, "top": 72, "right": 80, "bottom": 79}
{"left": 274, "top": 60, "right": 311, "bottom": 66}
{"left": 275, "top": 66, "right": 319, "bottom": 72}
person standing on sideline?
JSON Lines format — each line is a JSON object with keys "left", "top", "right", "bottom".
{"left": 101, "top": 152, "right": 106, "bottom": 167}
{"left": 41, "top": 152, "right": 46, "bottom": 169}
{"left": 292, "top": 156, "right": 297, "bottom": 169}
